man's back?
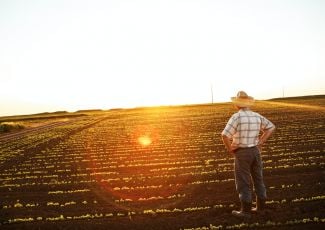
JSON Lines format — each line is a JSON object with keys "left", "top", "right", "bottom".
{"left": 222, "top": 108, "right": 274, "bottom": 148}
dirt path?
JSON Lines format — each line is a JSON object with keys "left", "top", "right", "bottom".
{"left": 0, "top": 119, "right": 77, "bottom": 142}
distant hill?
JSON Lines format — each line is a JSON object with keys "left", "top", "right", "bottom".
{"left": 75, "top": 109, "right": 103, "bottom": 113}
{"left": 269, "top": 94, "right": 325, "bottom": 101}
{"left": 2, "top": 95, "right": 324, "bottom": 121}
{"left": 0, "top": 111, "right": 87, "bottom": 123}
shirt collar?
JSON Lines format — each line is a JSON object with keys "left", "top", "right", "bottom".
{"left": 239, "top": 108, "right": 250, "bottom": 112}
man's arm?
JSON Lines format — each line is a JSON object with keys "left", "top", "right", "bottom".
{"left": 221, "top": 134, "right": 238, "bottom": 154}
{"left": 221, "top": 114, "right": 238, "bottom": 154}
{"left": 258, "top": 126, "right": 276, "bottom": 147}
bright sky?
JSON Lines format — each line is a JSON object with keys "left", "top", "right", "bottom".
{"left": 1, "top": 0, "right": 325, "bottom": 116}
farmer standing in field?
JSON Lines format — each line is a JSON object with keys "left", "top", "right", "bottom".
{"left": 221, "top": 91, "right": 275, "bottom": 218}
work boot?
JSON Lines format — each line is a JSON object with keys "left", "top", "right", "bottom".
{"left": 232, "top": 201, "right": 252, "bottom": 218}
{"left": 251, "top": 198, "right": 267, "bottom": 214}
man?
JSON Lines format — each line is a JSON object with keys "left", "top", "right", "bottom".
{"left": 221, "top": 91, "right": 275, "bottom": 218}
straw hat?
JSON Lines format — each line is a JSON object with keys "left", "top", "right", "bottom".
{"left": 231, "top": 91, "right": 255, "bottom": 107}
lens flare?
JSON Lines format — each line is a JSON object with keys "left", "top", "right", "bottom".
{"left": 138, "top": 135, "right": 152, "bottom": 146}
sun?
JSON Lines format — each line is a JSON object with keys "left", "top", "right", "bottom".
{"left": 138, "top": 135, "right": 152, "bottom": 147}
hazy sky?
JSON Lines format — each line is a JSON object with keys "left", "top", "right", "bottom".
{"left": 1, "top": 0, "right": 325, "bottom": 116}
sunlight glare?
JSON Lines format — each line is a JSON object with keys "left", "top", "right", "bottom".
{"left": 138, "top": 135, "right": 152, "bottom": 147}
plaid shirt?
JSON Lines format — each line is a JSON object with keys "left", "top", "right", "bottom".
{"left": 222, "top": 109, "right": 275, "bottom": 148}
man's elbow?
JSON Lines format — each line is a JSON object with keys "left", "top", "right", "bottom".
{"left": 221, "top": 134, "right": 230, "bottom": 142}
{"left": 266, "top": 126, "right": 276, "bottom": 135}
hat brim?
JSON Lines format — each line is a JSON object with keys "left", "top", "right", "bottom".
{"left": 231, "top": 97, "right": 255, "bottom": 107}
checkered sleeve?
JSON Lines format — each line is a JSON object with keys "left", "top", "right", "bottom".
{"left": 260, "top": 115, "right": 275, "bottom": 130}
{"left": 221, "top": 114, "right": 239, "bottom": 138}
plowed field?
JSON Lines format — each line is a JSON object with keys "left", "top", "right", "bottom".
{"left": 0, "top": 96, "right": 324, "bottom": 229}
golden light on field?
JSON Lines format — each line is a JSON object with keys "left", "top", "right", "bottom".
{"left": 138, "top": 135, "right": 152, "bottom": 147}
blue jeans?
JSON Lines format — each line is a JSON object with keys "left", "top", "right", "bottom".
{"left": 234, "top": 147, "right": 267, "bottom": 203}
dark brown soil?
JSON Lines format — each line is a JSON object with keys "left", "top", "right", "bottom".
{"left": 0, "top": 97, "right": 324, "bottom": 229}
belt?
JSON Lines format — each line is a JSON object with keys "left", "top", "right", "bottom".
{"left": 235, "top": 146, "right": 258, "bottom": 152}
{"left": 237, "top": 146, "right": 257, "bottom": 149}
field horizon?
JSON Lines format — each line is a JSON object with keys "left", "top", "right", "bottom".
{"left": 1, "top": 94, "right": 324, "bottom": 122}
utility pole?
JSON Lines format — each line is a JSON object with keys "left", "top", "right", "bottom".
{"left": 210, "top": 83, "right": 214, "bottom": 104}
{"left": 282, "top": 86, "right": 285, "bottom": 98}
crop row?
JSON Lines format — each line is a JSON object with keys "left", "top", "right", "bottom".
{"left": 0, "top": 117, "right": 104, "bottom": 166}
{"left": 182, "top": 217, "right": 325, "bottom": 230}
{"left": 2, "top": 195, "right": 324, "bottom": 225}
